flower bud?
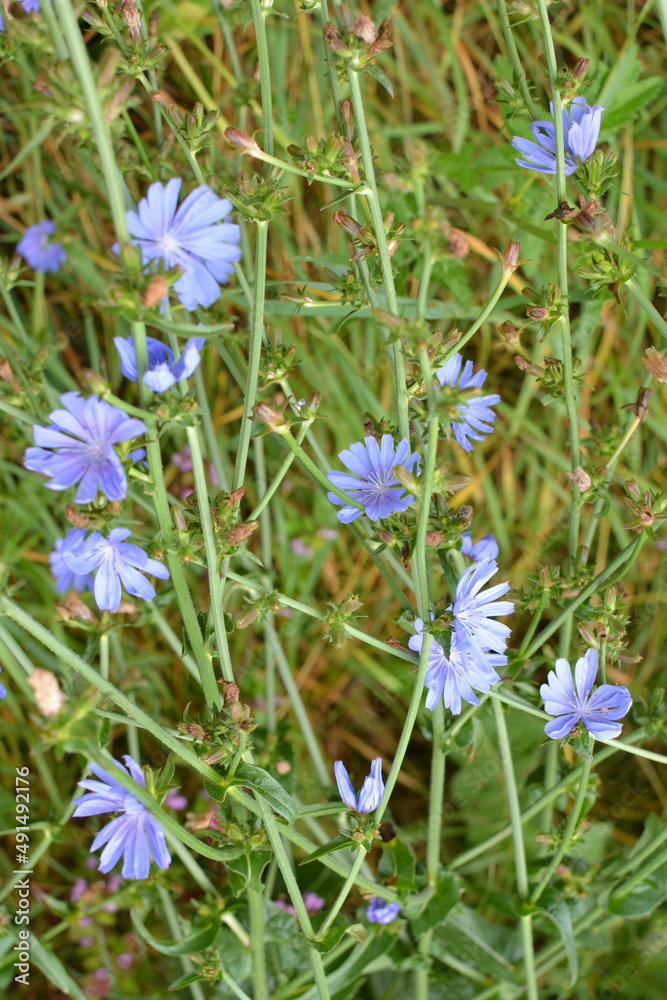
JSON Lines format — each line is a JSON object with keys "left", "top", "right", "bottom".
{"left": 501, "top": 240, "right": 522, "bottom": 277}
{"left": 514, "top": 355, "right": 543, "bottom": 377}
{"left": 351, "top": 14, "right": 377, "bottom": 45}
{"left": 567, "top": 466, "right": 592, "bottom": 492}
{"left": 573, "top": 57, "right": 589, "bottom": 81}
{"left": 225, "top": 127, "right": 262, "bottom": 155}
{"left": 121, "top": 0, "right": 142, "bottom": 42}
{"left": 252, "top": 401, "right": 290, "bottom": 433}
{"left": 391, "top": 464, "right": 419, "bottom": 494}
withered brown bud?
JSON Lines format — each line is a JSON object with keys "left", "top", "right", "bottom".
{"left": 339, "top": 100, "right": 351, "bottom": 126}
{"left": 0, "top": 359, "right": 19, "bottom": 390}
{"left": 252, "top": 401, "right": 290, "bottom": 433}
{"left": 66, "top": 504, "right": 90, "bottom": 528}
{"left": 622, "top": 385, "right": 652, "bottom": 421}
{"left": 425, "top": 530, "right": 445, "bottom": 547}
{"left": 226, "top": 522, "right": 258, "bottom": 544}
{"left": 121, "top": 0, "right": 142, "bottom": 42}
{"left": 642, "top": 346, "right": 667, "bottom": 384}
{"left": 225, "top": 126, "right": 262, "bottom": 155}
{"left": 220, "top": 681, "right": 240, "bottom": 706}
{"left": 514, "top": 355, "right": 543, "bottom": 377}
{"left": 149, "top": 8, "right": 158, "bottom": 37}
{"left": 142, "top": 275, "right": 169, "bottom": 309}
{"left": 377, "top": 18, "right": 392, "bottom": 41}
{"left": 150, "top": 90, "right": 184, "bottom": 125}
{"left": 501, "top": 240, "right": 522, "bottom": 276}
{"left": 186, "top": 723, "right": 208, "bottom": 740}
{"left": 351, "top": 15, "right": 377, "bottom": 45}
{"left": 27, "top": 669, "right": 65, "bottom": 717}
{"left": 448, "top": 230, "right": 469, "bottom": 259}
{"left": 332, "top": 209, "right": 363, "bottom": 237}
{"left": 567, "top": 466, "right": 592, "bottom": 492}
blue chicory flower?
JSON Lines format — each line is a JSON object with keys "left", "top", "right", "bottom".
{"left": 541, "top": 649, "right": 632, "bottom": 740}
{"left": 21, "top": 0, "right": 41, "bottom": 11}
{"left": 453, "top": 559, "right": 514, "bottom": 677}
{"left": 512, "top": 96, "right": 603, "bottom": 176}
{"left": 17, "top": 220, "right": 66, "bottom": 273}
{"left": 24, "top": 392, "right": 146, "bottom": 503}
{"left": 73, "top": 755, "right": 171, "bottom": 879}
{"left": 409, "top": 616, "right": 506, "bottom": 715}
{"left": 125, "top": 178, "right": 241, "bottom": 310}
{"left": 366, "top": 896, "right": 400, "bottom": 924}
{"left": 435, "top": 354, "right": 500, "bottom": 451}
{"left": 0, "top": 667, "right": 5, "bottom": 699}
{"left": 461, "top": 531, "right": 499, "bottom": 562}
{"left": 113, "top": 334, "right": 205, "bottom": 392}
{"left": 334, "top": 757, "right": 384, "bottom": 814}
{"left": 49, "top": 532, "right": 94, "bottom": 593}
{"left": 61, "top": 527, "right": 169, "bottom": 612}
{"left": 327, "top": 435, "right": 421, "bottom": 523}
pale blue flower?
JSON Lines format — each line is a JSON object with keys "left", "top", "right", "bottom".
{"left": 435, "top": 354, "right": 500, "bottom": 451}
{"left": 334, "top": 757, "right": 383, "bottom": 814}
{"left": 17, "top": 220, "right": 66, "bottom": 273}
{"left": 541, "top": 649, "right": 632, "bottom": 740}
{"left": 409, "top": 616, "right": 505, "bottom": 715}
{"left": 49, "top": 532, "right": 94, "bottom": 593}
{"left": 327, "top": 435, "right": 421, "bottom": 523}
{"left": 125, "top": 178, "right": 241, "bottom": 310}
{"left": 73, "top": 755, "right": 171, "bottom": 880}
{"left": 367, "top": 897, "right": 400, "bottom": 924}
{"left": 0, "top": 667, "right": 5, "bottom": 699}
{"left": 453, "top": 559, "right": 514, "bottom": 676}
{"left": 113, "top": 334, "right": 205, "bottom": 392}
{"left": 461, "top": 531, "right": 499, "bottom": 562}
{"left": 62, "top": 527, "right": 169, "bottom": 612}
{"left": 512, "top": 96, "right": 603, "bottom": 175}
{"left": 24, "top": 393, "right": 146, "bottom": 503}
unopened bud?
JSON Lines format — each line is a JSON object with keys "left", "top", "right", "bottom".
{"left": 174, "top": 507, "right": 187, "bottom": 532}
{"left": 625, "top": 479, "right": 642, "bottom": 501}
{"left": 225, "top": 126, "right": 262, "bottom": 155}
{"left": 391, "top": 464, "right": 419, "bottom": 494}
{"left": 220, "top": 681, "right": 240, "bottom": 706}
{"left": 252, "top": 401, "right": 290, "bottom": 433}
{"left": 142, "top": 275, "right": 169, "bottom": 309}
{"left": 501, "top": 240, "right": 522, "bottom": 277}
{"left": 80, "top": 368, "right": 108, "bottom": 395}
{"left": 150, "top": 90, "right": 184, "bottom": 125}
{"left": 573, "top": 57, "right": 589, "bottom": 82}
{"left": 527, "top": 305, "right": 549, "bottom": 321}
{"left": 351, "top": 14, "right": 377, "bottom": 45}
{"left": 332, "top": 209, "right": 363, "bottom": 237}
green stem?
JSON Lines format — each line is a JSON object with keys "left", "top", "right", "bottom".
{"left": 347, "top": 68, "right": 409, "bottom": 442}
{"left": 248, "top": 423, "right": 308, "bottom": 520}
{"left": 496, "top": 0, "right": 538, "bottom": 118}
{"left": 276, "top": 429, "right": 365, "bottom": 512}
{"left": 443, "top": 273, "right": 512, "bottom": 362}
{"left": 626, "top": 277, "right": 667, "bottom": 342}
{"left": 317, "top": 847, "right": 368, "bottom": 939}
{"left": 248, "top": 889, "right": 268, "bottom": 1000}
{"left": 99, "top": 631, "right": 110, "bottom": 682}
{"left": 535, "top": 0, "right": 580, "bottom": 570}
{"left": 250, "top": 0, "right": 274, "bottom": 157}
{"left": 530, "top": 757, "right": 593, "bottom": 904}
{"left": 240, "top": 146, "right": 358, "bottom": 188}
{"left": 233, "top": 220, "right": 268, "bottom": 491}
{"left": 580, "top": 415, "right": 642, "bottom": 563}
{"left": 492, "top": 698, "right": 538, "bottom": 1000}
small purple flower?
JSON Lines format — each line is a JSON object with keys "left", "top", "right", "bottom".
{"left": 21, "top": 0, "right": 41, "bottom": 11}
{"left": 73, "top": 754, "right": 171, "bottom": 880}
{"left": 409, "top": 616, "right": 505, "bottom": 715}
{"left": 0, "top": 668, "right": 5, "bottom": 700}
{"left": 117, "top": 953, "right": 134, "bottom": 970}
{"left": 453, "top": 559, "right": 514, "bottom": 677}
{"left": 461, "top": 531, "right": 499, "bottom": 562}
{"left": 435, "top": 355, "right": 500, "bottom": 451}
{"left": 113, "top": 334, "right": 205, "bottom": 392}
{"left": 62, "top": 527, "right": 169, "bottom": 613}
{"left": 69, "top": 878, "right": 88, "bottom": 903}
{"left": 366, "top": 896, "right": 400, "bottom": 924}
{"left": 17, "top": 220, "right": 66, "bottom": 272}
{"left": 274, "top": 892, "right": 325, "bottom": 918}
{"left": 125, "top": 178, "right": 241, "bottom": 310}
{"left": 164, "top": 788, "right": 188, "bottom": 810}
{"left": 334, "top": 757, "right": 384, "bottom": 814}
{"left": 24, "top": 392, "right": 146, "bottom": 503}
{"left": 541, "top": 649, "right": 632, "bottom": 740}
{"left": 512, "top": 96, "right": 603, "bottom": 176}
{"left": 327, "top": 435, "right": 421, "bottom": 523}
{"left": 49, "top": 533, "right": 94, "bottom": 593}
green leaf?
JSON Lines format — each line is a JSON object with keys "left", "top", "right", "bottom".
{"left": 536, "top": 890, "right": 578, "bottom": 986}
{"left": 608, "top": 867, "right": 667, "bottom": 919}
{"left": 169, "top": 969, "right": 212, "bottom": 991}
{"left": 410, "top": 873, "right": 459, "bottom": 935}
{"left": 29, "top": 935, "right": 87, "bottom": 999}
{"left": 132, "top": 909, "right": 222, "bottom": 956}
{"left": 155, "top": 754, "right": 176, "bottom": 796}
{"left": 300, "top": 833, "right": 356, "bottom": 866}
{"left": 377, "top": 836, "right": 417, "bottom": 894}
{"left": 205, "top": 762, "right": 297, "bottom": 824}
{"left": 225, "top": 848, "right": 272, "bottom": 896}
{"left": 313, "top": 923, "right": 348, "bottom": 954}
{"left": 365, "top": 64, "right": 394, "bottom": 99}
{"left": 563, "top": 728, "right": 593, "bottom": 762}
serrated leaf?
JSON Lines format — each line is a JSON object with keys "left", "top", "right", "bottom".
{"left": 365, "top": 63, "right": 394, "bottom": 98}
{"left": 132, "top": 909, "right": 221, "bottom": 956}
{"left": 563, "top": 728, "right": 593, "bottom": 762}
{"left": 300, "top": 832, "right": 356, "bottom": 866}
{"left": 205, "top": 762, "right": 297, "bottom": 824}
{"left": 225, "top": 849, "right": 272, "bottom": 896}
